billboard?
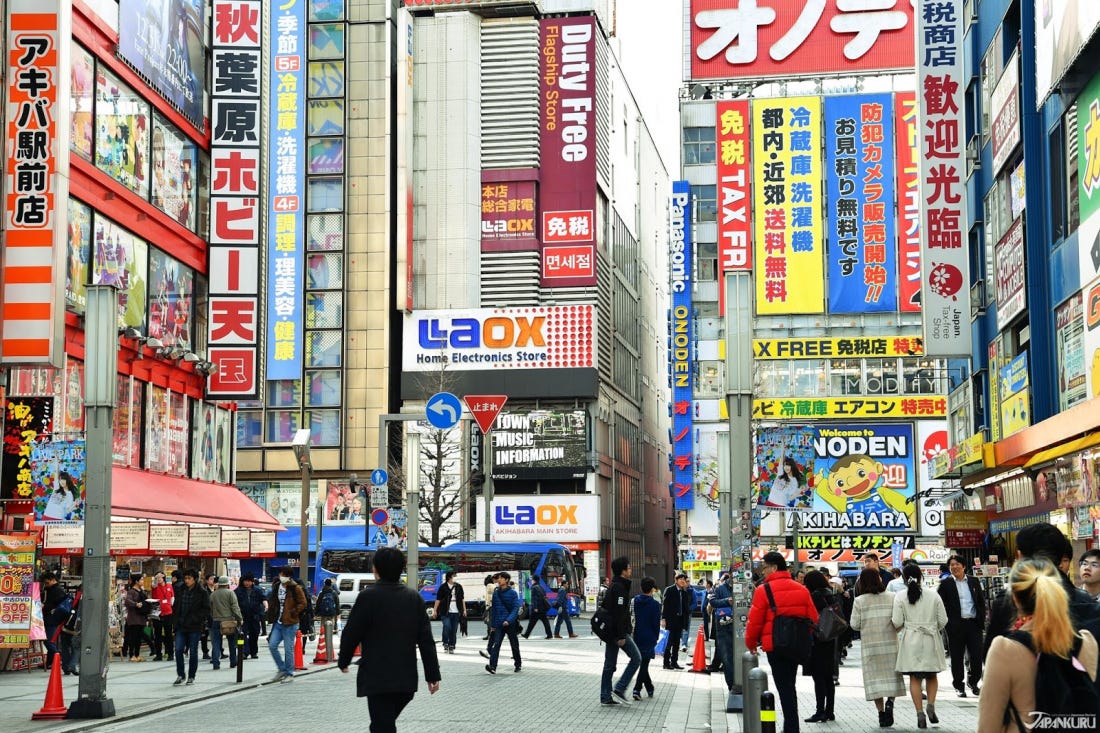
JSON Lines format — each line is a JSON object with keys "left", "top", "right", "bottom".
{"left": 207, "top": 0, "right": 262, "bottom": 398}
{"left": 1035, "top": 0, "right": 1100, "bottom": 109}
{"left": 1084, "top": 276, "right": 1100, "bottom": 400}
{"left": 1077, "top": 72, "right": 1100, "bottom": 288}
{"left": 489, "top": 408, "right": 588, "bottom": 480}
{"left": 402, "top": 306, "right": 596, "bottom": 372}
{"left": 990, "top": 51, "right": 1021, "bottom": 175}
{"left": 754, "top": 426, "right": 814, "bottom": 511}
{"left": 482, "top": 494, "right": 599, "bottom": 543}
{"left": 753, "top": 397, "right": 946, "bottom": 420}
{"left": 670, "top": 181, "right": 694, "bottom": 511}
{"left": 916, "top": 0, "right": 970, "bottom": 356}
{"left": 1056, "top": 291, "right": 1088, "bottom": 411}
{"left": 480, "top": 172, "right": 537, "bottom": 252}
{"left": 31, "top": 438, "right": 85, "bottom": 523}
{"left": 999, "top": 352, "right": 1030, "bottom": 437}
{"left": 539, "top": 16, "right": 596, "bottom": 287}
{"left": 753, "top": 336, "right": 923, "bottom": 360}
{"left": 2, "top": 0, "right": 68, "bottom": 367}
{"left": 1, "top": 397, "right": 54, "bottom": 501}
{"left": 688, "top": 0, "right": 914, "bottom": 81}
{"left": 824, "top": 93, "right": 897, "bottom": 313}
{"left": 715, "top": 100, "right": 752, "bottom": 314}
{"left": 752, "top": 97, "right": 824, "bottom": 314}
{"left": 117, "top": 0, "right": 206, "bottom": 127}
{"left": 267, "top": 0, "right": 306, "bottom": 380}
{"left": 994, "top": 218, "right": 1026, "bottom": 329}
{"left": 92, "top": 216, "right": 149, "bottom": 331}
{"left": 148, "top": 248, "right": 194, "bottom": 349}
{"left": 895, "top": 91, "right": 922, "bottom": 313}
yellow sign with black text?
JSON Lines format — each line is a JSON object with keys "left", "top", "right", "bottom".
{"left": 753, "top": 397, "right": 947, "bottom": 420}
{"left": 753, "top": 336, "right": 924, "bottom": 360}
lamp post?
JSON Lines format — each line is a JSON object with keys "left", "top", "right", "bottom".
{"left": 292, "top": 429, "right": 312, "bottom": 592}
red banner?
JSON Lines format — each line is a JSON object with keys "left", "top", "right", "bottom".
{"left": 480, "top": 171, "right": 537, "bottom": 252}
{"left": 895, "top": 91, "right": 921, "bottom": 313}
{"left": 715, "top": 100, "right": 751, "bottom": 314}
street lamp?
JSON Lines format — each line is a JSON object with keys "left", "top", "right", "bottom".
{"left": 292, "top": 429, "right": 312, "bottom": 593}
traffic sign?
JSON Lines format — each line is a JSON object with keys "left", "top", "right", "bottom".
{"left": 370, "top": 486, "right": 388, "bottom": 509}
{"left": 370, "top": 508, "right": 389, "bottom": 526}
{"left": 464, "top": 394, "right": 508, "bottom": 434}
{"left": 370, "top": 468, "right": 388, "bottom": 486}
{"left": 426, "top": 392, "right": 462, "bottom": 430}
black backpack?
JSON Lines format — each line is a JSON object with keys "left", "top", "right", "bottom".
{"left": 1004, "top": 630, "right": 1100, "bottom": 729}
{"left": 316, "top": 589, "right": 337, "bottom": 617}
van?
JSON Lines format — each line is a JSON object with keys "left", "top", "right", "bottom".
{"left": 333, "top": 573, "right": 376, "bottom": 618}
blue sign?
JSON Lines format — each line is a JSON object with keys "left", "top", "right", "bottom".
{"left": 426, "top": 392, "right": 462, "bottom": 430}
{"left": 825, "top": 94, "right": 897, "bottom": 313}
{"left": 669, "top": 181, "right": 694, "bottom": 511}
{"left": 266, "top": 0, "right": 306, "bottom": 379}
{"left": 370, "top": 468, "right": 388, "bottom": 486}
{"left": 370, "top": 508, "right": 389, "bottom": 526}
{"left": 1000, "top": 351, "right": 1029, "bottom": 396}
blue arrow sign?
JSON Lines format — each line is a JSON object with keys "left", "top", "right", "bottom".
{"left": 425, "top": 392, "right": 462, "bottom": 430}
{"left": 370, "top": 468, "right": 388, "bottom": 486}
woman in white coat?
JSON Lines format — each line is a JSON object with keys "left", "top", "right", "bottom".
{"left": 892, "top": 563, "right": 948, "bottom": 729}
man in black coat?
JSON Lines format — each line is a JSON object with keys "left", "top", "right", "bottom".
{"left": 661, "top": 573, "right": 693, "bottom": 669}
{"left": 937, "top": 555, "right": 985, "bottom": 697}
{"left": 339, "top": 547, "right": 440, "bottom": 732}
{"left": 522, "top": 574, "right": 552, "bottom": 639}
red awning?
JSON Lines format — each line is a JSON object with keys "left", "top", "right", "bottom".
{"left": 112, "top": 467, "right": 284, "bottom": 531}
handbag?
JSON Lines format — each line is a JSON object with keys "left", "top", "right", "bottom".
{"left": 714, "top": 606, "right": 734, "bottom": 626}
{"left": 653, "top": 628, "right": 670, "bottom": 655}
{"left": 763, "top": 583, "right": 812, "bottom": 662}
{"left": 220, "top": 619, "right": 239, "bottom": 635}
{"left": 813, "top": 604, "right": 847, "bottom": 642}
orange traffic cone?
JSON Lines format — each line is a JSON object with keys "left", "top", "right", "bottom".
{"left": 688, "top": 624, "right": 710, "bottom": 674}
{"left": 312, "top": 631, "right": 330, "bottom": 664}
{"left": 31, "top": 653, "right": 68, "bottom": 720}
{"left": 293, "top": 630, "right": 307, "bottom": 670}
{"left": 353, "top": 644, "right": 361, "bottom": 657}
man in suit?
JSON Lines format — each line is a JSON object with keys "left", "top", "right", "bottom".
{"left": 937, "top": 554, "right": 985, "bottom": 697}
{"left": 661, "top": 573, "right": 693, "bottom": 669}
{"left": 339, "top": 547, "right": 441, "bottom": 733}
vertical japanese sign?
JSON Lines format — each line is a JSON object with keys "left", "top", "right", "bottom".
{"left": 994, "top": 218, "right": 1026, "bottom": 329}
{"left": 1055, "top": 290, "right": 1087, "bottom": 411}
{"left": 715, "top": 100, "right": 751, "bottom": 314}
{"left": 752, "top": 96, "right": 824, "bottom": 314}
{"left": 917, "top": 0, "right": 970, "bottom": 356}
{"left": 1, "top": 397, "right": 53, "bottom": 501}
{"left": 669, "top": 181, "right": 694, "bottom": 511}
{"left": 267, "top": 0, "right": 305, "bottom": 380}
{"left": 1077, "top": 71, "right": 1100, "bottom": 288}
{"left": 480, "top": 173, "right": 538, "bottom": 252}
{"left": 539, "top": 16, "right": 597, "bottom": 287}
{"left": 0, "top": 534, "right": 36, "bottom": 648}
{"left": 990, "top": 51, "right": 1020, "bottom": 175}
{"left": 207, "top": 0, "right": 262, "bottom": 397}
{"left": 2, "top": 0, "right": 69, "bottom": 367}
{"left": 894, "top": 91, "right": 922, "bottom": 313}
{"left": 825, "top": 93, "right": 897, "bottom": 313}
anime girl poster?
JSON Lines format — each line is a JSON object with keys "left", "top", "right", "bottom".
{"left": 92, "top": 216, "right": 147, "bottom": 330}
{"left": 66, "top": 199, "right": 92, "bottom": 314}
{"left": 31, "top": 438, "right": 87, "bottom": 523}
{"left": 148, "top": 249, "right": 193, "bottom": 348}
{"left": 71, "top": 46, "right": 94, "bottom": 160}
{"left": 191, "top": 402, "right": 216, "bottom": 482}
{"left": 94, "top": 67, "right": 150, "bottom": 199}
{"left": 214, "top": 407, "right": 233, "bottom": 484}
{"left": 151, "top": 115, "right": 197, "bottom": 229}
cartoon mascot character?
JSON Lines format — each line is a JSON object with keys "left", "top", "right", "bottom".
{"left": 816, "top": 454, "right": 915, "bottom": 525}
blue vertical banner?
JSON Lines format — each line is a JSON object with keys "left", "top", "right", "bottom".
{"left": 825, "top": 94, "right": 897, "bottom": 313}
{"left": 669, "top": 181, "right": 694, "bottom": 510}
{"left": 267, "top": 0, "right": 306, "bottom": 379}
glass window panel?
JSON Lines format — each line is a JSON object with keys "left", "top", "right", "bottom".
{"left": 62, "top": 358, "right": 84, "bottom": 433}
{"left": 95, "top": 67, "right": 151, "bottom": 199}
{"left": 66, "top": 198, "right": 93, "bottom": 315}
{"left": 698, "top": 258, "right": 717, "bottom": 281}
{"left": 192, "top": 402, "right": 218, "bottom": 482}
{"left": 307, "top": 99, "right": 344, "bottom": 136}
{"left": 306, "top": 410, "right": 341, "bottom": 446}
{"left": 903, "top": 358, "right": 939, "bottom": 394}
{"left": 306, "top": 330, "right": 342, "bottom": 367}
{"left": 146, "top": 385, "right": 169, "bottom": 471}
{"left": 307, "top": 252, "right": 343, "bottom": 289}
{"left": 267, "top": 410, "right": 302, "bottom": 443}
{"left": 831, "top": 358, "right": 862, "bottom": 395}
{"left": 309, "top": 0, "right": 345, "bottom": 21}
{"left": 308, "top": 213, "right": 344, "bottom": 250}
{"left": 214, "top": 408, "right": 233, "bottom": 484}
{"left": 864, "top": 358, "right": 899, "bottom": 395}
{"left": 71, "top": 46, "right": 94, "bottom": 160}
{"left": 113, "top": 376, "right": 142, "bottom": 466}
{"left": 197, "top": 150, "right": 210, "bottom": 239}
{"left": 148, "top": 248, "right": 194, "bottom": 349}
{"left": 268, "top": 380, "right": 302, "bottom": 407}
{"left": 756, "top": 361, "right": 791, "bottom": 397}
{"left": 306, "top": 370, "right": 341, "bottom": 407}
{"left": 792, "top": 359, "right": 826, "bottom": 395}
{"left": 151, "top": 114, "right": 198, "bottom": 230}
{"left": 308, "top": 177, "right": 344, "bottom": 212}
{"left": 695, "top": 360, "right": 724, "bottom": 398}
{"left": 308, "top": 138, "right": 344, "bottom": 174}
{"left": 92, "top": 215, "right": 148, "bottom": 330}
{"left": 308, "top": 61, "right": 345, "bottom": 98}
{"left": 306, "top": 292, "right": 343, "bottom": 329}
{"left": 309, "top": 23, "right": 345, "bottom": 59}
{"left": 695, "top": 184, "right": 717, "bottom": 222}
{"left": 237, "top": 410, "right": 263, "bottom": 448}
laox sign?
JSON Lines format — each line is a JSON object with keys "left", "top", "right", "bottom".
{"left": 495, "top": 504, "right": 578, "bottom": 525}
{"left": 419, "top": 316, "right": 546, "bottom": 349}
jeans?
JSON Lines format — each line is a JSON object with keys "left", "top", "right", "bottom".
{"left": 601, "top": 635, "right": 641, "bottom": 701}
{"left": 767, "top": 651, "right": 801, "bottom": 733}
{"left": 553, "top": 609, "right": 574, "bottom": 636}
{"left": 175, "top": 630, "right": 201, "bottom": 680}
{"left": 715, "top": 626, "right": 734, "bottom": 691}
{"left": 268, "top": 621, "right": 298, "bottom": 676}
{"left": 487, "top": 623, "right": 521, "bottom": 669}
{"left": 152, "top": 615, "right": 174, "bottom": 658}
{"left": 242, "top": 616, "right": 261, "bottom": 657}
{"left": 367, "top": 691, "right": 415, "bottom": 733}
{"left": 681, "top": 617, "right": 691, "bottom": 649}
{"left": 59, "top": 631, "right": 78, "bottom": 673}
{"left": 441, "top": 612, "right": 459, "bottom": 648}
{"left": 211, "top": 622, "right": 238, "bottom": 667}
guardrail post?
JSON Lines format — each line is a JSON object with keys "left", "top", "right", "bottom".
{"left": 743, "top": 666, "right": 769, "bottom": 733}
{"left": 727, "top": 650, "right": 758, "bottom": 712}
{"left": 760, "top": 690, "right": 776, "bottom": 733}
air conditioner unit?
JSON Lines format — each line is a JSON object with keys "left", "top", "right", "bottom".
{"left": 970, "top": 279, "right": 986, "bottom": 319}
{"left": 966, "top": 135, "right": 982, "bottom": 167}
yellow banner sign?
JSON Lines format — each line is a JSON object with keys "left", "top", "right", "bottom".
{"left": 683, "top": 560, "right": 721, "bottom": 571}
{"left": 753, "top": 336, "right": 924, "bottom": 360}
{"left": 930, "top": 432, "right": 984, "bottom": 478}
{"left": 752, "top": 96, "right": 824, "bottom": 314}
{"left": 753, "top": 397, "right": 947, "bottom": 420}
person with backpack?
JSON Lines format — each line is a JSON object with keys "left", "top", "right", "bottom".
{"left": 521, "top": 574, "right": 552, "bottom": 639}
{"left": 316, "top": 578, "right": 341, "bottom": 636}
{"left": 122, "top": 573, "right": 152, "bottom": 662}
{"left": 599, "top": 556, "right": 641, "bottom": 705}
{"left": 432, "top": 571, "right": 465, "bottom": 653}
{"left": 552, "top": 579, "right": 578, "bottom": 638}
{"left": 58, "top": 586, "right": 82, "bottom": 675}
{"left": 40, "top": 571, "right": 69, "bottom": 668}
{"left": 892, "top": 563, "right": 948, "bottom": 729}
{"left": 977, "top": 557, "right": 1099, "bottom": 733}
{"left": 802, "top": 570, "right": 838, "bottom": 723}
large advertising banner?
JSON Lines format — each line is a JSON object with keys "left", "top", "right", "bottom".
{"left": 207, "top": 0, "right": 262, "bottom": 397}
{"left": 917, "top": 0, "right": 970, "bottom": 356}
{"left": 148, "top": 248, "right": 194, "bottom": 349}
{"left": 117, "top": 0, "right": 206, "bottom": 127}
{"left": 539, "top": 16, "right": 596, "bottom": 288}
{"left": 715, "top": 100, "right": 751, "bottom": 314}
{"left": 267, "top": 0, "right": 306, "bottom": 381}
{"left": 995, "top": 218, "right": 1026, "bottom": 329}
{"left": 489, "top": 407, "right": 588, "bottom": 481}
{"left": 670, "top": 181, "right": 694, "bottom": 511}
{"left": 1036, "top": 0, "right": 1100, "bottom": 109}
{"left": 825, "top": 93, "right": 897, "bottom": 313}
{"left": 30, "top": 438, "right": 85, "bottom": 523}
{"left": 915, "top": 419, "right": 949, "bottom": 536}
{"left": 0, "top": 534, "right": 36, "bottom": 648}
{"left": 1056, "top": 290, "right": 1088, "bottom": 411}
{"left": 895, "top": 91, "right": 922, "bottom": 313}
{"left": 480, "top": 171, "right": 538, "bottom": 252}
{"left": 753, "top": 397, "right": 946, "bottom": 421}
{"left": 402, "top": 306, "right": 596, "bottom": 372}
{"left": 1077, "top": 72, "right": 1100, "bottom": 289}
{"left": 1084, "top": 276, "right": 1100, "bottom": 400}
{"left": 753, "top": 336, "right": 922, "bottom": 360}
{"left": 2, "top": 0, "right": 68, "bottom": 367}
{"left": 483, "top": 494, "right": 599, "bottom": 543}
{"left": 92, "top": 217, "right": 149, "bottom": 330}
{"left": 688, "top": 0, "right": 914, "bottom": 81}
{"left": 754, "top": 426, "right": 815, "bottom": 512}
{"left": 990, "top": 51, "right": 1021, "bottom": 175}
{"left": 1, "top": 398, "right": 54, "bottom": 501}
{"left": 999, "top": 352, "right": 1031, "bottom": 437}
{"left": 752, "top": 97, "right": 824, "bottom": 314}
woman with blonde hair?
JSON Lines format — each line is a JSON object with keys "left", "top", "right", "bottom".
{"left": 892, "top": 563, "right": 948, "bottom": 728}
{"left": 977, "top": 558, "right": 1098, "bottom": 733}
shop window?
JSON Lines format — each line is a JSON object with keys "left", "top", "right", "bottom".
{"left": 61, "top": 358, "right": 84, "bottom": 433}
{"left": 306, "top": 370, "right": 342, "bottom": 407}
{"left": 66, "top": 199, "right": 93, "bottom": 315}
{"left": 151, "top": 114, "right": 198, "bottom": 231}
{"left": 694, "top": 184, "right": 717, "bottom": 222}
{"left": 831, "top": 358, "right": 862, "bottom": 395}
{"left": 308, "top": 61, "right": 345, "bottom": 98}
{"left": 683, "top": 126, "right": 716, "bottom": 165}
{"left": 306, "top": 330, "right": 342, "bottom": 367}
{"left": 214, "top": 407, "right": 234, "bottom": 484}
{"left": 306, "top": 292, "right": 343, "bottom": 329}
{"left": 308, "top": 138, "right": 344, "bottom": 174}
{"left": 113, "top": 376, "right": 142, "bottom": 467}
{"left": 695, "top": 361, "right": 724, "bottom": 398}
{"left": 71, "top": 46, "right": 94, "bottom": 160}
{"left": 237, "top": 410, "right": 263, "bottom": 448}
{"left": 306, "top": 410, "right": 341, "bottom": 446}
{"left": 308, "top": 99, "right": 345, "bottom": 136}
{"left": 267, "top": 410, "right": 302, "bottom": 443}
{"left": 148, "top": 248, "right": 194, "bottom": 349}
{"left": 95, "top": 67, "right": 151, "bottom": 199}
{"left": 902, "top": 358, "right": 940, "bottom": 394}
{"left": 192, "top": 402, "right": 219, "bottom": 482}
{"left": 307, "top": 252, "right": 344, "bottom": 290}
{"left": 864, "top": 358, "right": 899, "bottom": 395}
{"left": 309, "top": 23, "right": 345, "bottom": 59}
{"left": 308, "top": 177, "right": 344, "bottom": 212}
{"left": 697, "top": 240, "right": 717, "bottom": 281}
{"left": 756, "top": 361, "right": 791, "bottom": 397}
{"left": 146, "top": 386, "right": 188, "bottom": 476}
{"left": 92, "top": 215, "right": 148, "bottom": 331}
{"left": 308, "top": 213, "right": 344, "bottom": 250}
{"left": 268, "top": 380, "right": 302, "bottom": 408}
{"left": 792, "top": 360, "right": 826, "bottom": 395}
{"left": 309, "top": 0, "right": 345, "bottom": 21}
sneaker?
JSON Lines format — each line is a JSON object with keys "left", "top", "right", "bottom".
{"left": 280, "top": 675, "right": 294, "bottom": 684}
{"left": 185, "top": 678, "right": 195, "bottom": 685}
{"left": 173, "top": 676, "right": 185, "bottom": 686}
{"left": 514, "top": 666, "right": 521, "bottom": 673}
{"left": 271, "top": 672, "right": 287, "bottom": 683}
{"left": 646, "top": 686, "right": 654, "bottom": 698}
{"left": 612, "top": 689, "right": 630, "bottom": 703}
{"left": 632, "top": 691, "right": 642, "bottom": 701}
{"left": 601, "top": 698, "right": 621, "bottom": 706}
{"left": 485, "top": 665, "right": 496, "bottom": 675}
{"left": 969, "top": 683, "right": 981, "bottom": 696}
{"left": 479, "top": 650, "right": 490, "bottom": 660}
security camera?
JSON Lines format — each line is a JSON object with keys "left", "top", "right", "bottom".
{"left": 291, "top": 428, "right": 312, "bottom": 467}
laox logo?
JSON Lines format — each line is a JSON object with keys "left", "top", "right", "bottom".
{"left": 496, "top": 505, "right": 578, "bottom": 525}
{"left": 419, "top": 316, "right": 546, "bottom": 349}
{"left": 482, "top": 219, "right": 534, "bottom": 234}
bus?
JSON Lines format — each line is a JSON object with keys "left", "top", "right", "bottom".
{"left": 317, "top": 541, "right": 583, "bottom": 618}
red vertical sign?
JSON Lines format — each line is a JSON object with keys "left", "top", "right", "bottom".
{"left": 715, "top": 100, "right": 752, "bottom": 314}
{"left": 895, "top": 91, "right": 921, "bottom": 313}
